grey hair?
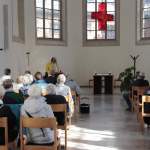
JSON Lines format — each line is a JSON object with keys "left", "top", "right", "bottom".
{"left": 46, "top": 84, "right": 56, "bottom": 95}
{"left": 23, "top": 74, "right": 33, "bottom": 85}
{"left": 28, "top": 84, "right": 42, "bottom": 97}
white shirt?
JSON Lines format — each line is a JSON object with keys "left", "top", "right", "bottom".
{"left": 0, "top": 75, "right": 11, "bottom": 85}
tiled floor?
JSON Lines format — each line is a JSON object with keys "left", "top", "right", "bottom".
{"left": 66, "top": 88, "right": 150, "bottom": 150}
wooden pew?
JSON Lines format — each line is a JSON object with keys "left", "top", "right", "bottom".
{"left": 131, "top": 86, "right": 149, "bottom": 118}
{"left": 0, "top": 117, "right": 8, "bottom": 150}
{"left": 50, "top": 104, "right": 67, "bottom": 150}
{"left": 141, "top": 95, "right": 150, "bottom": 132}
{"left": 20, "top": 117, "right": 60, "bottom": 150}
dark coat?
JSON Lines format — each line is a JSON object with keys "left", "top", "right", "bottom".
{"left": 132, "top": 79, "right": 149, "bottom": 87}
{"left": 45, "top": 94, "right": 67, "bottom": 125}
{"left": 3, "top": 91, "right": 24, "bottom": 104}
{"left": 45, "top": 76, "right": 57, "bottom": 84}
{"left": 0, "top": 105, "right": 18, "bottom": 144}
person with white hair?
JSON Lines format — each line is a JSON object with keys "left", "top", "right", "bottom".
{"left": 24, "top": 70, "right": 34, "bottom": 84}
{"left": 45, "top": 84, "right": 67, "bottom": 125}
{"left": 65, "top": 73, "right": 81, "bottom": 96}
{"left": 56, "top": 74, "right": 74, "bottom": 114}
{"left": 45, "top": 83, "right": 67, "bottom": 104}
{"left": 21, "top": 84, "right": 54, "bottom": 145}
{"left": 0, "top": 85, "right": 18, "bottom": 149}
{"left": 19, "top": 74, "right": 33, "bottom": 98}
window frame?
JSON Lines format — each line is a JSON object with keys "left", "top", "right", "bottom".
{"left": 35, "top": 0, "right": 67, "bottom": 46}
{"left": 136, "top": 0, "right": 150, "bottom": 45}
{"left": 82, "top": 0, "right": 120, "bottom": 46}
{"left": 12, "top": 0, "right": 25, "bottom": 43}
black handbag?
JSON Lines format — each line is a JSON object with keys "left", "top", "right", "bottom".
{"left": 80, "top": 103, "right": 90, "bottom": 113}
{"left": 80, "top": 97, "right": 90, "bottom": 114}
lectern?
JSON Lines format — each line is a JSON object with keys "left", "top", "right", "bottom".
{"left": 93, "top": 74, "right": 113, "bottom": 95}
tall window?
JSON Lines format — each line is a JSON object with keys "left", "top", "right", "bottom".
{"left": 141, "top": 0, "right": 150, "bottom": 39}
{"left": 83, "top": 0, "right": 120, "bottom": 46}
{"left": 137, "top": 0, "right": 150, "bottom": 44}
{"left": 35, "top": 0, "right": 67, "bottom": 46}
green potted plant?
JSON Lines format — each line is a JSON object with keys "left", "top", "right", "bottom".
{"left": 118, "top": 66, "right": 135, "bottom": 92}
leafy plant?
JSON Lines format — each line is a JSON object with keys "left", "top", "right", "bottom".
{"left": 118, "top": 67, "right": 135, "bottom": 92}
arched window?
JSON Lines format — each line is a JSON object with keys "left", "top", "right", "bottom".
{"left": 83, "top": 0, "right": 120, "bottom": 46}
{"left": 35, "top": 0, "right": 67, "bottom": 46}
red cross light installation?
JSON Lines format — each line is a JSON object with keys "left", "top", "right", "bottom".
{"left": 91, "top": 2, "right": 114, "bottom": 31}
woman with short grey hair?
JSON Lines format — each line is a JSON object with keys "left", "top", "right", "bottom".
{"left": 45, "top": 83, "right": 67, "bottom": 125}
{"left": 46, "top": 83, "right": 57, "bottom": 95}
{"left": 56, "top": 74, "right": 74, "bottom": 115}
{"left": 21, "top": 84, "right": 54, "bottom": 145}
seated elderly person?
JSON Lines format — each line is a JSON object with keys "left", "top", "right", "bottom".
{"left": 24, "top": 70, "right": 34, "bottom": 83}
{"left": 45, "top": 84, "right": 67, "bottom": 125}
{"left": 0, "top": 86, "right": 18, "bottom": 149}
{"left": 21, "top": 84, "right": 54, "bottom": 145}
{"left": 132, "top": 72, "right": 149, "bottom": 87}
{"left": 65, "top": 74, "right": 81, "bottom": 102}
{"left": 123, "top": 72, "right": 149, "bottom": 111}
{"left": 33, "top": 72, "right": 48, "bottom": 94}
{"left": 19, "top": 74, "right": 33, "bottom": 98}
{"left": 56, "top": 74, "right": 74, "bottom": 115}
{"left": 2, "top": 79, "right": 24, "bottom": 104}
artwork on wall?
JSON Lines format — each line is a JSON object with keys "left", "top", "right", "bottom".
{"left": 11, "top": 0, "right": 25, "bottom": 43}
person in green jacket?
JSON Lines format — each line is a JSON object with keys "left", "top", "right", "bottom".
{"left": 2, "top": 79, "right": 24, "bottom": 104}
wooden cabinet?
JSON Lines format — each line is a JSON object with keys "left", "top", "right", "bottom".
{"left": 93, "top": 74, "right": 113, "bottom": 95}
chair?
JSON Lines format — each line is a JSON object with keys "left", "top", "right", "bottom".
{"left": 0, "top": 117, "right": 8, "bottom": 150}
{"left": 20, "top": 117, "right": 60, "bottom": 150}
{"left": 71, "top": 90, "right": 79, "bottom": 113}
{"left": 65, "top": 95, "right": 74, "bottom": 125}
{"left": 50, "top": 104, "right": 67, "bottom": 150}
{"left": 141, "top": 95, "right": 150, "bottom": 132}
{"left": 131, "top": 86, "right": 149, "bottom": 116}
{"left": 113, "top": 79, "right": 121, "bottom": 88}
{"left": 71, "top": 90, "right": 77, "bottom": 103}
{"left": 89, "top": 79, "right": 93, "bottom": 88}
{"left": 131, "top": 86, "right": 138, "bottom": 110}
{"left": 6, "top": 104, "right": 22, "bottom": 128}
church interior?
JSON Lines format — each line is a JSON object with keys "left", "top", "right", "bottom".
{"left": 0, "top": 0, "right": 150, "bottom": 150}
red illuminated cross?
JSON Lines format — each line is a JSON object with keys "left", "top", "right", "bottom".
{"left": 91, "top": 2, "right": 114, "bottom": 30}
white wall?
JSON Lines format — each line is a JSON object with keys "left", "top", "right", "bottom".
{"left": 1, "top": 0, "right": 150, "bottom": 85}
{"left": 0, "top": 0, "right": 25, "bottom": 79}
